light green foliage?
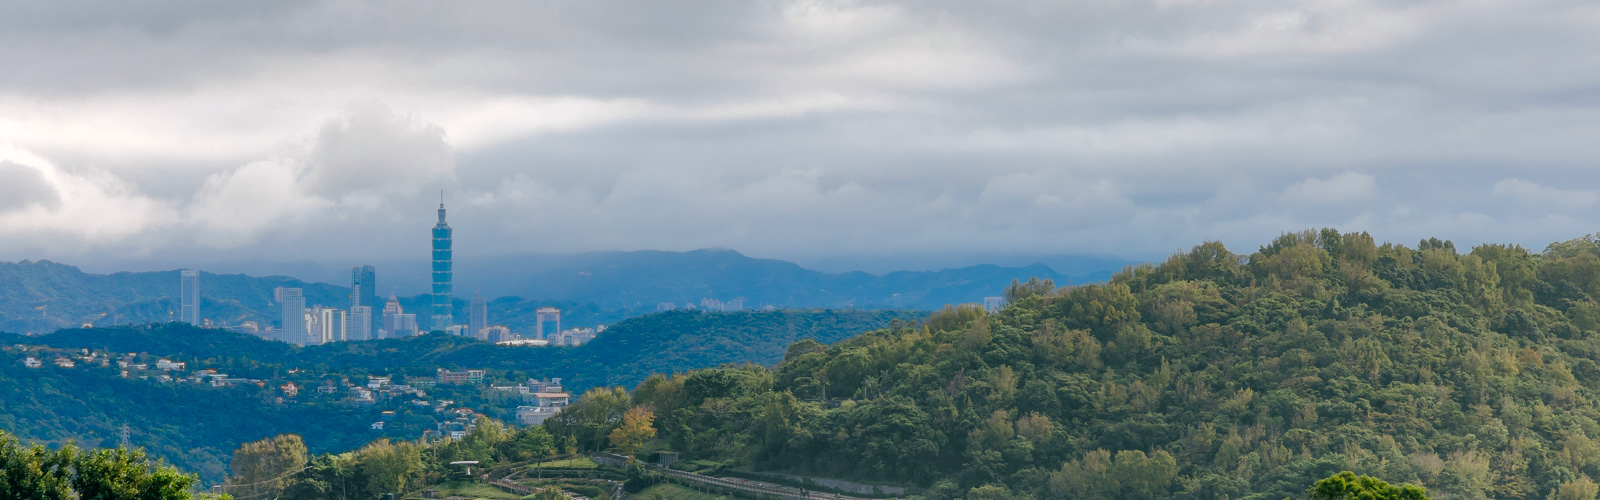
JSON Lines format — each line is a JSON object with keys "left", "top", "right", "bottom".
{"left": 227, "top": 434, "right": 307, "bottom": 498}
{"left": 0, "top": 430, "right": 213, "bottom": 500}
{"left": 354, "top": 439, "right": 423, "bottom": 498}
{"left": 607, "top": 407, "right": 657, "bottom": 455}
{"left": 1552, "top": 475, "right": 1600, "bottom": 500}
{"left": 1308, "top": 471, "right": 1428, "bottom": 500}
{"left": 544, "top": 386, "right": 631, "bottom": 452}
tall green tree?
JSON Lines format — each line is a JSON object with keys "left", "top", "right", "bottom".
{"left": 227, "top": 434, "right": 307, "bottom": 499}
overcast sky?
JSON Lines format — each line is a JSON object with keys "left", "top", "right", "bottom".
{"left": 1, "top": 0, "right": 1598, "bottom": 274}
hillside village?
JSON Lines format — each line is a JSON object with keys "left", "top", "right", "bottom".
{"left": 5, "top": 342, "right": 571, "bottom": 443}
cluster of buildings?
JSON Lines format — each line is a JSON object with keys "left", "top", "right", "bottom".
{"left": 11, "top": 339, "right": 570, "bottom": 442}
{"left": 14, "top": 345, "right": 276, "bottom": 388}
{"left": 494, "top": 378, "right": 571, "bottom": 426}
{"left": 174, "top": 201, "right": 602, "bottom": 348}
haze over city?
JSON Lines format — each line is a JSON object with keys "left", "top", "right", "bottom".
{"left": 1, "top": 1, "right": 1597, "bottom": 279}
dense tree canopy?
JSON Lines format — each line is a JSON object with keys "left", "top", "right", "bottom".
{"left": 0, "top": 430, "right": 222, "bottom": 500}
{"left": 545, "top": 229, "right": 1600, "bottom": 499}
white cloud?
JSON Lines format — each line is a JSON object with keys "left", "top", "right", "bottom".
{"left": 0, "top": 144, "right": 176, "bottom": 245}
{"left": 1281, "top": 172, "right": 1376, "bottom": 205}
{"left": 1492, "top": 178, "right": 1599, "bottom": 209}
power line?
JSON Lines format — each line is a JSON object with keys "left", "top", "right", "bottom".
{"left": 220, "top": 464, "right": 312, "bottom": 500}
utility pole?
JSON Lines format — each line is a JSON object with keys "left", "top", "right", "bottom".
{"left": 120, "top": 424, "right": 131, "bottom": 448}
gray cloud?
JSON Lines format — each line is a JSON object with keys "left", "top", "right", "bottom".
{"left": 0, "top": 161, "right": 59, "bottom": 211}
{"left": 0, "top": 0, "right": 1598, "bottom": 272}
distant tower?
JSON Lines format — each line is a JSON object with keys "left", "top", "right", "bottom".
{"left": 382, "top": 293, "right": 403, "bottom": 339}
{"left": 469, "top": 291, "right": 487, "bottom": 339}
{"left": 274, "top": 287, "right": 305, "bottom": 344}
{"left": 179, "top": 269, "right": 199, "bottom": 325}
{"left": 351, "top": 265, "right": 378, "bottom": 311}
{"left": 431, "top": 197, "right": 454, "bottom": 331}
{"left": 536, "top": 307, "right": 560, "bottom": 340}
{"left": 350, "top": 305, "right": 373, "bottom": 341}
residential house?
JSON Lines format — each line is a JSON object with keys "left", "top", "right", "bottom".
{"left": 155, "top": 358, "right": 187, "bottom": 371}
{"left": 23, "top": 357, "right": 41, "bottom": 369}
{"left": 53, "top": 357, "right": 75, "bottom": 368}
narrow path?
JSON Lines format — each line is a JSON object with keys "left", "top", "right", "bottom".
{"left": 591, "top": 453, "right": 889, "bottom": 500}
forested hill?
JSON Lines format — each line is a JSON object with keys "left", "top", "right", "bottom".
{"left": 0, "top": 308, "right": 918, "bottom": 483}
{"left": 0, "top": 308, "right": 921, "bottom": 390}
{"left": 597, "top": 230, "right": 1600, "bottom": 499}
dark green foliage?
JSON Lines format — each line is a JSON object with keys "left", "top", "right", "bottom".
{"left": 0, "top": 309, "right": 915, "bottom": 485}
{"left": 616, "top": 229, "right": 1600, "bottom": 500}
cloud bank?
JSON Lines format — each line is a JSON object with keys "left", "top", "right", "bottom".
{"left": 0, "top": 0, "right": 1597, "bottom": 272}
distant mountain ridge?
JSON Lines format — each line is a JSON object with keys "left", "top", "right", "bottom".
{"left": 0, "top": 249, "right": 1123, "bottom": 333}
{"left": 455, "top": 249, "right": 1115, "bottom": 309}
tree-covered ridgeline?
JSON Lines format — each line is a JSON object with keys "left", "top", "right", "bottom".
{"left": 0, "top": 308, "right": 917, "bottom": 485}
{"left": 542, "top": 229, "right": 1600, "bottom": 499}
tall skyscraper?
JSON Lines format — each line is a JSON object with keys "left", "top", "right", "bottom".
{"left": 351, "top": 265, "right": 378, "bottom": 311}
{"left": 178, "top": 269, "right": 199, "bottom": 325}
{"left": 431, "top": 198, "right": 453, "bottom": 331}
{"left": 275, "top": 287, "right": 305, "bottom": 344}
{"left": 350, "top": 305, "right": 373, "bottom": 341}
{"left": 382, "top": 293, "right": 403, "bottom": 339}
{"left": 536, "top": 307, "right": 560, "bottom": 340}
{"left": 469, "top": 291, "right": 487, "bottom": 339}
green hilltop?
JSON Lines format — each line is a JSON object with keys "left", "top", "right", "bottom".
{"left": 536, "top": 229, "right": 1600, "bottom": 499}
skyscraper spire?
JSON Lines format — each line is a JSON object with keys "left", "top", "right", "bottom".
{"left": 431, "top": 195, "right": 453, "bottom": 331}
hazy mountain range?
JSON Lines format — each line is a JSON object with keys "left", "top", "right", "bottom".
{"left": 0, "top": 249, "right": 1127, "bottom": 334}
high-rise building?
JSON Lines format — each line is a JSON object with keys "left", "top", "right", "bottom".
{"left": 351, "top": 265, "right": 378, "bottom": 311}
{"left": 350, "top": 305, "right": 373, "bottom": 341}
{"left": 431, "top": 199, "right": 453, "bottom": 331}
{"left": 314, "top": 307, "right": 347, "bottom": 344}
{"left": 395, "top": 313, "right": 418, "bottom": 337}
{"left": 382, "top": 293, "right": 403, "bottom": 339}
{"left": 275, "top": 287, "right": 305, "bottom": 344}
{"left": 469, "top": 291, "right": 487, "bottom": 339}
{"left": 179, "top": 269, "right": 200, "bottom": 325}
{"left": 536, "top": 307, "right": 560, "bottom": 340}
